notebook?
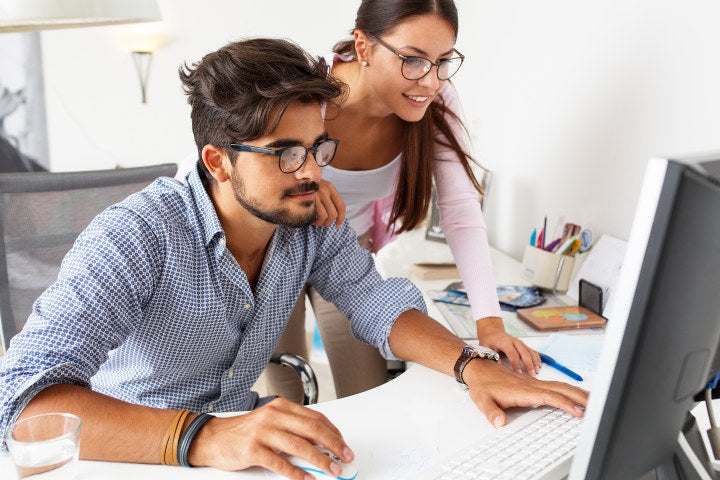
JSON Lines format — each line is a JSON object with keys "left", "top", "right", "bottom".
{"left": 516, "top": 305, "right": 606, "bottom": 331}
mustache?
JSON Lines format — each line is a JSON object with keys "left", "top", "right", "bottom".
{"left": 283, "top": 181, "right": 319, "bottom": 197}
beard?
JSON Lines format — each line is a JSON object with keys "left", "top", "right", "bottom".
{"left": 230, "top": 170, "right": 319, "bottom": 228}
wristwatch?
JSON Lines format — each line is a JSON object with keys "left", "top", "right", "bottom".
{"left": 454, "top": 345, "right": 500, "bottom": 385}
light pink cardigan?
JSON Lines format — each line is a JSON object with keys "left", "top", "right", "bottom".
{"left": 367, "top": 81, "right": 502, "bottom": 321}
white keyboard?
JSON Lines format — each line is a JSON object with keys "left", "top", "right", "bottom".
{"left": 417, "top": 407, "right": 582, "bottom": 480}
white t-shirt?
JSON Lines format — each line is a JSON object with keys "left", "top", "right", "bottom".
{"left": 322, "top": 156, "right": 400, "bottom": 235}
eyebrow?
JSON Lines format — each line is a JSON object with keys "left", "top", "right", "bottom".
{"left": 403, "top": 45, "right": 456, "bottom": 59}
{"left": 264, "top": 132, "right": 328, "bottom": 149}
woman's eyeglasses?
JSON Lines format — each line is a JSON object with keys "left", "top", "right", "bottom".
{"left": 367, "top": 33, "right": 464, "bottom": 81}
{"left": 221, "top": 139, "right": 339, "bottom": 174}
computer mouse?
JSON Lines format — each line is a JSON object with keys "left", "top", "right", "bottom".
{"left": 281, "top": 446, "right": 358, "bottom": 480}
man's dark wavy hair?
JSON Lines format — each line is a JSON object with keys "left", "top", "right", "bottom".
{"left": 179, "top": 38, "right": 345, "bottom": 184}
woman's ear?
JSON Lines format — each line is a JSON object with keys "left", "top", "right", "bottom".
{"left": 353, "top": 29, "right": 370, "bottom": 66}
{"left": 201, "top": 144, "right": 230, "bottom": 183}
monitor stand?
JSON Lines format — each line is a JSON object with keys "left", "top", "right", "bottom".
{"left": 638, "top": 413, "right": 717, "bottom": 480}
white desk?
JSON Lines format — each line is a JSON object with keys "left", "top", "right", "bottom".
{"left": 0, "top": 239, "right": 596, "bottom": 479}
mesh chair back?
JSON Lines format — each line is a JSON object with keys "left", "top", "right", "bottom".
{"left": 0, "top": 164, "right": 178, "bottom": 351}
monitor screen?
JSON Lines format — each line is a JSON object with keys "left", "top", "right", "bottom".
{"left": 569, "top": 153, "right": 720, "bottom": 480}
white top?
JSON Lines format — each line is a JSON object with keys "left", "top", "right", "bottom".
{"left": 322, "top": 156, "right": 401, "bottom": 235}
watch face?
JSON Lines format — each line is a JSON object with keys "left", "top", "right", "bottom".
{"left": 462, "top": 346, "right": 476, "bottom": 357}
{"left": 472, "top": 346, "right": 500, "bottom": 361}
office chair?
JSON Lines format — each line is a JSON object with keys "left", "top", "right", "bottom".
{"left": 0, "top": 165, "right": 317, "bottom": 404}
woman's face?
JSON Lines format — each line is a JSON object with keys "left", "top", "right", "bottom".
{"left": 362, "top": 14, "right": 457, "bottom": 122}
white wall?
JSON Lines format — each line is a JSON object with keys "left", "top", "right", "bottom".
{"left": 38, "top": 0, "right": 720, "bottom": 260}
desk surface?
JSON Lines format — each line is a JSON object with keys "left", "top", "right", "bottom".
{"left": 0, "top": 239, "right": 595, "bottom": 479}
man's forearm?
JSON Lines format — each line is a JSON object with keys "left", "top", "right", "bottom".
{"left": 387, "top": 309, "right": 466, "bottom": 377}
{"left": 19, "top": 384, "right": 186, "bottom": 464}
{"left": 387, "top": 309, "right": 589, "bottom": 429}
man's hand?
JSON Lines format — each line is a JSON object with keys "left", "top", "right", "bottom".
{"left": 476, "top": 316, "right": 542, "bottom": 376}
{"left": 462, "top": 358, "right": 589, "bottom": 429}
{"left": 313, "top": 179, "right": 346, "bottom": 228}
{"left": 188, "top": 398, "right": 354, "bottom": 480}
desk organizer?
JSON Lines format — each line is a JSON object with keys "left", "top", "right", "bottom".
{"left": 521, "top": 245, "right": 575, "bottom": 292}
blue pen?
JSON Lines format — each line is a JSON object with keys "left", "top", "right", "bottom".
{"left": 539, "top": 353, "right": 583, "bottom": 381}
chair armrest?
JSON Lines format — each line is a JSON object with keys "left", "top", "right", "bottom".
{"left": 269, "top": 352, "right": 318, "bottom": 405}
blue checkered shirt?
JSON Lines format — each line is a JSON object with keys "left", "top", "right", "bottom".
{"left": 0, "top": 166, "right": 426, "bottom": 443}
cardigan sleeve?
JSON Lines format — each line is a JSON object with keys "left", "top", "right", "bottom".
{"left": 432, "top": 83, "right": 503, "bottom": 321}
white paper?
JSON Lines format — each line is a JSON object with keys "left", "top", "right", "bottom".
{"left": 538, "top": 333, "right": 603, "bottom": 372}
{"left": 372, "top": 445, "right": 439, "bottom": 480}
{"left": 566, "top": 234, "right": 627, "bottom": 308}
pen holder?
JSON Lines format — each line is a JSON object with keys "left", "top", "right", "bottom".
{"left": 521, "top": 245, "right": 576, "bottom": 293}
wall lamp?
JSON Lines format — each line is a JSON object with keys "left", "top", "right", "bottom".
{"left": 114, "top": 32, "right": 170, "bottom": 104}
{"left": 0, "top": 0, "right": 163, "bottom": 104}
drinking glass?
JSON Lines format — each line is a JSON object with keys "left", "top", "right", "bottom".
{"left": 6, "top": 413, "right": 82, "bottom": 479}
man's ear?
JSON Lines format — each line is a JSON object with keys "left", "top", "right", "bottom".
{"left": 202, "top": 144, "right": 230, "bottom": 183}
{"left": 354, "top": 29, "right": 370, "bottom": 65}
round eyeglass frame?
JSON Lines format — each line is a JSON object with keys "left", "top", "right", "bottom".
{"left": 367, "top": 33, "right": 465, "bottom": 81}
{"left": 221, "top": 139, "right": 339, "bottom": 174}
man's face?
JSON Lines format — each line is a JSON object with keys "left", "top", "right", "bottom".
{"left": 229, "top": 102, "right": 325, "bottom": 228}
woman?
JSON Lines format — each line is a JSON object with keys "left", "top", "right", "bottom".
{"left": 266, "top": 0, "right": 542, "bottom": 402}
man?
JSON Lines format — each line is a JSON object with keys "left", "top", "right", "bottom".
{"left": 0, "top": 39, "right": 587, "bottom": 480}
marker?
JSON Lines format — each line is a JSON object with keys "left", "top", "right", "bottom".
{"left": 540, "top": 353, "right": 583, "bottom": 381}
{"left": 555, "top": 236, "right": 576, "bottom": 255}
{"left": 545, "top": 238, "right": 561, "bottom": 252}
{"left": 530, "top": 228, "right": 537, "bottom": 247}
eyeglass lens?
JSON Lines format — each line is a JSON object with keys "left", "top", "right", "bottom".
{"left": 402, "top": 56, "right": 462, "bottom": 81}
{"left": 279, "top": 140, "right": 337, "bottom": 172}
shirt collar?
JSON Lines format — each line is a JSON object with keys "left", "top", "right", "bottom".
{"left": 186, "top": 162, "right": 224, "bottom": 248}
{"left": 185, "top": 160, "right": 303, "bottom": 256}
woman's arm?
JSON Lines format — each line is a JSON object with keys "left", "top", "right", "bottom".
{"left": 432, "top": 83, "right": 541, "bottom": 375}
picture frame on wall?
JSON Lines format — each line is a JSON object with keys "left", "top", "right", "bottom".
{"left": 0, "top": 32, "right": 49, "bottom": 172}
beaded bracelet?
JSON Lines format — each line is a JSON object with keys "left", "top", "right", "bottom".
{"left": 177, "top": 413, "right": 213, "bottom": 467}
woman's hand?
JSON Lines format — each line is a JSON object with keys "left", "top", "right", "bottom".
{"left": 313, "top": 179, "right": 346, "bottom": 228}
{"left": 476, "top": 316, "right": 542, "bottom": 376}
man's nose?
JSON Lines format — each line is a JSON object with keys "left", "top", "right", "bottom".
{"left": 293, "top": 154, "right": 321, "bottom": 181}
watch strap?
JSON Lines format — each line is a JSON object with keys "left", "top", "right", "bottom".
{"left": 454, "top": 345, "right": 500, "bottom": 385}
{"left": 454, "top": 346, "right": 477, "bottom": 384}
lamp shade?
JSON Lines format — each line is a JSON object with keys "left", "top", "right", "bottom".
{"left": 0, "top": 0, "right": 161, "bottom": 32}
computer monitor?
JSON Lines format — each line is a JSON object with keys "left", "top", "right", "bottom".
{"left": 569, "top": 153, "right": 720, "bottom": 480}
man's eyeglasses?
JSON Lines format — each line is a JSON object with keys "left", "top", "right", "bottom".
{"left": 221, "top": 139, "right": 339, "bottom": 174}
{"left": 367, "top": 33, "right": 464, "bottom": 81}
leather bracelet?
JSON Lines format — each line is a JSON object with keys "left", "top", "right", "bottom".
{"left": 177, "top": 413, "right": 212, "bottom": 468}
{"left": 161, "top": 410, "right": 190, "bottom": 466}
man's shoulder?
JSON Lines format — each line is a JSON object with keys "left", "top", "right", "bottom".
{"left": 296, "top": 221, "right": 366, "bottom": 259}
{"left": 115, "top": 177, "right": 193, "bottom": 223}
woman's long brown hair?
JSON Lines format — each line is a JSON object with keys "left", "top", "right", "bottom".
{"left": 333, "top": 0, "right": 483, "bottom": 234}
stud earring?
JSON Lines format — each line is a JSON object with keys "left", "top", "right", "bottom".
{"left": 361, "top": 61, "right": 368, "bottom": 67}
